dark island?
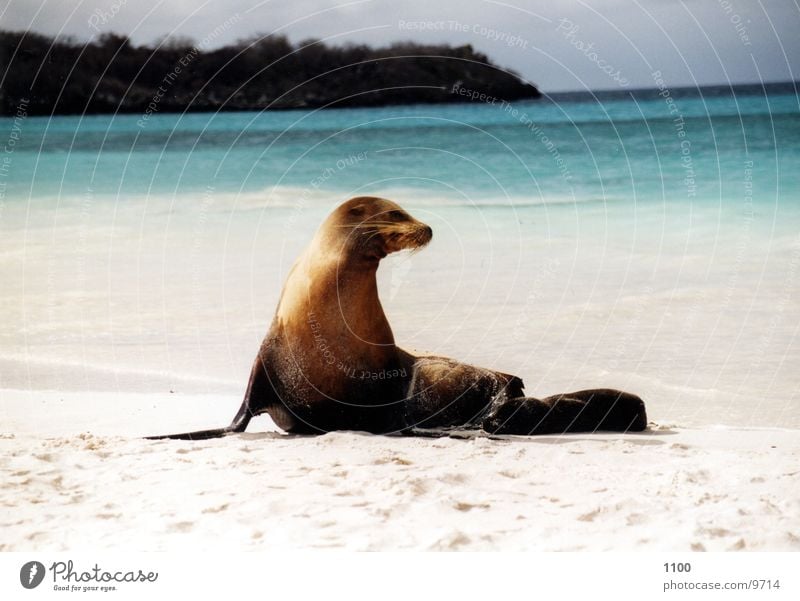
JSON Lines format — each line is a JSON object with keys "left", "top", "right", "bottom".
{"left": 0, "top": 30, "right": 540, "bottom": 116}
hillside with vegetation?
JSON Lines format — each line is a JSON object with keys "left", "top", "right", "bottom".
{"left": 0, "top": 31, "right": 540, "bottom": 116}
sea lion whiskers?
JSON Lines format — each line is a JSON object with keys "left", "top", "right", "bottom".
{"left": 386, "top": 221, "right": 432, "bottom": 252}
{"left": 346, "top": 217, "right": 431, "bottom": 255}
{"left": 335, "top": 221, "right": 397, "bottom": 228}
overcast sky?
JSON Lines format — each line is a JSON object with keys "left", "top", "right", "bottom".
{"left": 2, "top": 0, "right": 798, "bottom": 91}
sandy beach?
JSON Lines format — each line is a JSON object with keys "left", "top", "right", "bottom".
{"left": 2, "top": 388, "right": 798, "bottom": 552}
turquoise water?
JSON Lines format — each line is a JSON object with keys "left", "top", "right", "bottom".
{"left": 2, "top": 83, "right": 799, "bottom": 211}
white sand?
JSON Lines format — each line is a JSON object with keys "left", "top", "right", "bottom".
{"left": 2, "top": 389, "right": 798, "bottom": 551}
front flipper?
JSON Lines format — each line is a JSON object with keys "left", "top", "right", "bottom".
{"left": 482, "top": 389, "right": 647, "bottom": 435}
{"left": 144, "top": 391, "right": 254, "bottom": 440}
{"left": 145, "top": 352, "right": 285, "bottom": 440}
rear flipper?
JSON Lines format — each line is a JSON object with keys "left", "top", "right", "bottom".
{"left": 482, "top": 388, "right": 647, "bottom": 435}
{"left": 403, "top": 355, "right": 524, "bottom": 430}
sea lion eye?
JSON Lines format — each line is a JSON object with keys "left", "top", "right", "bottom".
{"left": 389, "top": 210, "right": 406, "bottom": 220}
{"left": 348, "top": 205, "right": 365, "bottom": 217}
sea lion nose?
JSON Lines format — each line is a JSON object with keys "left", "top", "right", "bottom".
{"left": 424, "top": 225, "right": 433, "bottom": 240}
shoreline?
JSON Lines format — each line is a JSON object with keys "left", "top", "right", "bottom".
{"left": 2, "top": 80, "right": 796, "bottom": 120}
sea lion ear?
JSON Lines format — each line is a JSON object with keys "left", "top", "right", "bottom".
{"left": 348, "top": 205, "right": 365, "bottom": 217}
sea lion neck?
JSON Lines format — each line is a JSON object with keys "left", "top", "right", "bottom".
{"left": 314, "top": 251, "right": 393, "bottom": 344}
{"left": 275, "top": 239, "right": 395, "bottom": 348}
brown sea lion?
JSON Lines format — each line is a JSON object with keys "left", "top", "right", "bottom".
{"left": 148, "top": 197, "right": 646, "bottom": 440}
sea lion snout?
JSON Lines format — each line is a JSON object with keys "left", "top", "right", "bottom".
{"left": 382, "top": 217, "right": 431, "bottom": 254}
{"left": 420, "top": 224, "right": 433, "bottom": 243}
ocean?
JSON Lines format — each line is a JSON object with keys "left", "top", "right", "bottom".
{"left": 1, "top": 82, "right": 798, "bottom": 429}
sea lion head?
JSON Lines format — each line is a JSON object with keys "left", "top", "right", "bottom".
{"left": 326, "top": 196, "right": 432, "bottom": 262}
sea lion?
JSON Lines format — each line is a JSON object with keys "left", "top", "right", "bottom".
{"left": 148, "top": 196, "right": 646, "bottom": 440}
